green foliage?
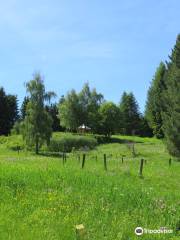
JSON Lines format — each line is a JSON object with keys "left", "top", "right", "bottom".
{"left": 145, "top": 62, "right": 166, "bottom": 138}
{"left": 58, "top": 83, "right": 104, "bottom": 133}
{"left": 162, "top": 34, "right": 180, "bottom": 157}
{"left": 48, "top": 135, "right": 97, "bottom": 152}
{"left": 21, "top": 73, "right": 55, "bottom": 154}
{"left": 0, "top": 135, "right": 24, "bottom": 150}
{"left": 94, "top": 135, "right": 112, "bottom": 144}
{"left": 119, "top": 92, "right": 141, "bottom": 135}
{"left": 98, "top": 102, "right": 120, "bottom": 136}
{"left": 58, "top": 89, "right": 81, "bottom": 131}
{"left": 11, "top": 121, "right": 22, "bottom": 135}
{"left": 0, "top": 135, "right": 8, "bottom": 144}
{"left": 0, "top": 88, "right": 19, "bottom": 135}
{"left": 78, "top": 83, "right": 104, "bottom": 132}
{"left": 20, "top": 96, "right": 30, "bottom": 120}
{"left": 45, "top": 104, "right": 64, "bottom": 132}
{"left": 0, "top": 135, "right": 179, "bottom": 239}
{"left": 138, "top": 116, "right": 153, "bottom": 137}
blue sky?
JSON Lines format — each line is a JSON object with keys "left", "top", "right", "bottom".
{"left": 0, "top": 0, "right": 179, "bottom": 112}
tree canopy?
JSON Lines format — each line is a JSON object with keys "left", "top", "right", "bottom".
{"left": 58, "top": 83, "right": 104, "bottom": 132}
{"left": 99, "top": 101, "right": 120, "bottom": 136}
{"left": 119, "top": 92, "right": 141, "bottom": 135}
{"left": 21, "top": 73, "right": 55, "bottom": 154}
{"left": 145, "top": 62, "right": 166, "bottom": 138}
{"left": 162, "top": 35, "right": 180, "bottom": 157}
{"left": 0, "top": 87, "right": 18, "bottom": 135}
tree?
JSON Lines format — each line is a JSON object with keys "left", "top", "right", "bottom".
{"left": 11, "top": 120, "right": 22, "bottom": 135}
{"left": 20, "top": 96, "right": 30, "bottom": 120}
{"left": 119, "top": 92, "right": 141, "bottom": 135}
{"left": 58, "top": 83, "right": 104, "bottom": 132}
{"left": 21, "top": 73, "right": 55, "bottom": 154}
{"left": 0, "top": 87, "right": 8, "bottom": 135}
{"left": 45, "top": 104, "right": 64, "bottom": 132}
{"left": 6, "top": 94, "right": 19, "bottom": 132}
{"left": 58, "top": 89, "right": 81, "bottom": 131}
{"left": 162, "top": 34, "right": 180, "bottom": 157}
{"left": 138, "top": 116, "right": 153, "bottom": 137}
{"left": 145, "top": 62, "right": 166, "bottom": 138}
{"left": 99, "top": 102, "right": 120, "bottom": 137}
{"left": 78, "top": 83, "right": 104, "bottom": 132}
{"left": 0, "top": 87, "right": 18, "bottom": 135}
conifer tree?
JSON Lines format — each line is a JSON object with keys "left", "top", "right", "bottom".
{"left": 162, "top": 34, "right": 180, "bottom": 157}
{"left": 145, "top": 62, "right": 166, "bottom": 138}
{"left": 20, "top": 96, "right": 30, "bottom": 120}
{"left": 45, "top": 104, "right": 63, "bottom": 132}
{"left": 0, "top": 87, "right": 18, "bottom": 135}
{"left": 119, "top": 92, "right": 141, "bottom": 135}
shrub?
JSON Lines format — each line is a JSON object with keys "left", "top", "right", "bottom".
{"left": 48, "top": 135, "right": 97, "bottom": 152}
{"left": 0, "top": 136, "right": 8, "bottom": 144}
{"left": 0, "top": 135, "right": 24, "bottom": 151}
{"left": 11, "top": 121, "right": 22, "bottom": 135}
{"left": 94, "top": 135, "right": 111, "bottom": 144}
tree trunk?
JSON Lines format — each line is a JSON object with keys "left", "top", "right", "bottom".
{"left": 35, "top": 136, "right": 39, "bottom": 154}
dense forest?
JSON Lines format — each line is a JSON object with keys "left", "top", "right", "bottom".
{"left": 0, "top": 34, "right": 180, "bottom": 157}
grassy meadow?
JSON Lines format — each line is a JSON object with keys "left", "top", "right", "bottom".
{"left": 0, "top": 133, "right": 179, "bottom": 239}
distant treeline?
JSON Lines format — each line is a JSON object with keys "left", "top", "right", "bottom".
{"left": 0, "top": 34, "right": 179, "bottom": 157}
{"left": 0, "top": 83, "right": 152, "bottom": 137}
{"left": 0, "top": 88, "right": 18, "bottom": 135}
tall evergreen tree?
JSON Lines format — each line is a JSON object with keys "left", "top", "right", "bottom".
{"left": 20, "top": 96, "right": 30, "bottom": 120}
{"left": 6, "top": 94, "right": 19, "bottom": 132}
{"left": 45, "top": 104, "right": 64, "bottom": 132}
{"left": 145, "top": 62, "right": 166, "bottom": 138}
{"left": 21, "top": 73, "right": 55, "bottom": 154}
{"left": 162, "top": 34, "right": 180, "bottom": 157}
{"left": 138, "top": 116, "right": 153, "bottom": 137}
{"left": 119, "top": 92, "right": 141, "bottom": 135}
{"left": 0, "top": 87, "right": 18, "bottom": 135}
{"left": 0, "top": 87, "right": 8, "bottom": 135}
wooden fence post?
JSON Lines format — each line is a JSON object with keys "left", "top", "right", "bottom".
{"left": 139, "top": 159, "right": 144, "bottom": 177}
{"left": 169, "top": 158, "right": 172, "bottom": 166}
{"left": 132, "top": 143, "right": 136, "bottom": 157}
{"left": 78, "top": 155, "right": 80, "bottom": 163}
{"left": 82, "top": 154, "right": 86, "bottom": 169}
{"left": 104, "top": 154, "right": 107, "bottom": 171}
{"left": 17, "top": 146, "right": 20, "bottom": 155}
{"left": 122, "top": 155, "right": 126, "bottom": 164}
{"left": 62, "top": 153, "right": 65, "bottom": 165}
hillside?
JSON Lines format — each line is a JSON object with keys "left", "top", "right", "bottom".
{"left": 0, "top": 134, "right": 179, "bottom": 239}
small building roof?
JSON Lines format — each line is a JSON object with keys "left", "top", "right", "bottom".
{"left": 78, "top": 124, "right": 91, "bottom": 130}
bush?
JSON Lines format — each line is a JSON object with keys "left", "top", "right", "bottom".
{"left": 0, "top": 135, "right": 24, "bottom": 151}
{"left": 94, "top": 135, "right": 111, "bottom": 144}
{"left": 0, "top": 136, "right": 8, "bottom": 144}
{"left": 11, "top": 121, "right": 22, "bottom": 135}
{"left": 48, "top": 135, "right": 97, "bottom": 152}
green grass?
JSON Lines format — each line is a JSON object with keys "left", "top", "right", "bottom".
{"left": 0, "top": 134, "right": 179, "bottom": 239}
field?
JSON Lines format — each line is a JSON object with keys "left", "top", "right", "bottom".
{"left": 0, "top": 134, "right": 179, "bottom": 240}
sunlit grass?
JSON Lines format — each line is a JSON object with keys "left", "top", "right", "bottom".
{"left": 0, "top": 135, "right": 179, "bottom": 239}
